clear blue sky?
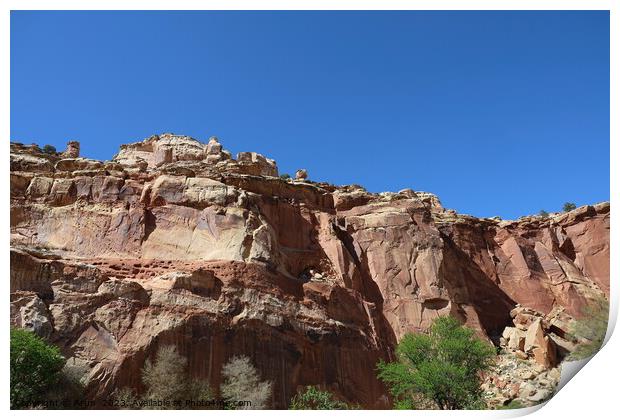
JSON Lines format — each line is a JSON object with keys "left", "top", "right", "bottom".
{"left": 11, "top": 11, "right": 609, "bottom": 219}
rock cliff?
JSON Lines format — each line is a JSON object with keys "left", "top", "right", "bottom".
{"left": 9, "top": 134, "right": 609, "bottom": 408}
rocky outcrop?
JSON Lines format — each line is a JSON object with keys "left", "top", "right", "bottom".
{"left": 482, "top": 304, "right": 581, "bottom": 408}
{"left": 63, "top": 141, "right": 80, "bottom": 158}
{"left": 500, "top": 305, "right": 560, "bottom": 368}
{"left": 9, "top": 133, "right": 609, "bottom": 409}
{"left": 295, "top": 169, "right": 308, "bottom": 180}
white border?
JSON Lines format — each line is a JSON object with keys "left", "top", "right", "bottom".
{"left": 2, "top": 2, "right": 616, "bottom": 419}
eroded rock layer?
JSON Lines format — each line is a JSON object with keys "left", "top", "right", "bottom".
{"left": 9, "top": 135, "right": 609, "bottom": 408}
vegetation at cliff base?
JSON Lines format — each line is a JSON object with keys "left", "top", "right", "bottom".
{"left": 568, "top": 296, "right": 609, "bottom": 360}
{"left": 114, "top": 347, "right": 272, "bottom": 410}
{"left": 116, "top": 345, "right": 213, "bottom": 409}
{"left": 221, "top": 355, "right": 272, "bottom": 410}
{"left": 377, "top": 316, "right": 496, "bottom": 410}
{"left": 10, "top": 328, "right": 65, "bottom": 409}
{"left": 289, "top": 386, "right": 349, "bottom": 409}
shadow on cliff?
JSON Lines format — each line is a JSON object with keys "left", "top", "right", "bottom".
{"left": 112, "top": 313, "right": 393, "bottom": 409}
{"left": 439, "top": 232, "right": 516, "bottom": 340}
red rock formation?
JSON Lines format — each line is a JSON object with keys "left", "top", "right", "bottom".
{"left": 9, "top": 134, "right": 609, "bottom": 408}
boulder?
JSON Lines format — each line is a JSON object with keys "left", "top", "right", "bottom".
{"left": 532, "top": 336, "right": 557, "bottom": 369}
{"left": 524, "top": 318, "right": 546, "bottom": 352}
{"left": 10, "top": 292, "right": 53, "bottom": 338}
{"left": 206, "top": 137, "right": 223, "bottom": 155}
{"left": 63, "top": 140, "right": 80, "bottom": 158}
{"left": 295, "top": 169, "right": 308, "bottom": 180}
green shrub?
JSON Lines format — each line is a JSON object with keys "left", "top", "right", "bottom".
{"left": 538, "top": 210, "right": 549, "bottom": 218}
{"left": 377, "top": 316, "right": 495, "bottom": 410}
{"left": 499, "top": 400, "right": 525, "bottom": 410}
{"left": 279, "top": 173, "right": 291, "bottom": 179}
{"left": 42, "top": 144, "right": 57, "bottom": 154}
{"left": 10, "top": 329, "right": 65, "bottom": 409}
{"left": 562, "top": 202, "right": 577, "bottom": 212}
{"left": 289, "top": 386, "right": 349, "bottom": 409}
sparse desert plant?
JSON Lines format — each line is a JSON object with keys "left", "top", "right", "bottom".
{"left": 562, "top": 202, "right": 577, "bottom": 212}
{"left": 221, "top": 355, "right": 272, "bottom": 410}
{"left": 142, "top": 345, "right": 188, "bottom": 404}
{"left": 137, "top": 345, "right": 214, "bottom": 410}
{"left": 289, "top": 386, "right": 349, "bottom": 409}
{"left": 538, "top": 210, "right": 549, "bottom": 218}
{"left": 279, "top": 173, "right": 291, "bottom": 179}
{"left": 10, "top": 328, "right": 65, "bottom": 409}
{"left": 42, "top": 144, "right": 57, "bottom": 154}
{"left": 568, "top": 296, "right": 609, "bottom": 360}
{"left": 113, "top": 387, "right": 140, "bottom": 410}
{"left": 377, "top": 316, "right": 495, "bottom": 410}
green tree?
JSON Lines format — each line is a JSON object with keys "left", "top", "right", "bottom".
{"left": 289, "top": 386, "right": 349, "bottom": 409}
{"left": 377, "top": 316, "right": 496, "bottom": 410}
{"left": 10, "top": 329, "right": 65, "bottom": 409}
{"left": 221, "top": 355, "right": 272, "bottom": 410}
{"left": 562, "top": 202, "right": 577, "bottom": 212}
{"left": 569, "top": 296, "right": 609, "bottom": 360}
{"left": 538, "top": 210, "right": 549, "bottom": 218}
{"left": 41, "top": 144, "right": 57, "bottom": 154}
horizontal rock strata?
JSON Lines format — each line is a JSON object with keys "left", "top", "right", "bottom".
{"left": 10, "top": 135, "right": 609, "bottom": 408}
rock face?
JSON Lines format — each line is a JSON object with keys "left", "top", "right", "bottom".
{"left": 9, "top": 134, "right": 609, "bottom": 409}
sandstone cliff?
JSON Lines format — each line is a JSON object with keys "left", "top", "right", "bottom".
{"left": 9, "top": 134, "right": 609, "bottom": 408}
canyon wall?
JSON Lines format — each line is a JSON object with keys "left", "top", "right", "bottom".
{"left": 9, "top": 134, "right": 609, "bottom": 408}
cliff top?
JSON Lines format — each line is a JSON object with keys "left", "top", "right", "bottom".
{"left": 10, "top": 133, "right": 608, "bottom": 224}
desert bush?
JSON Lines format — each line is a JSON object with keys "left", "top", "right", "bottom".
{"left": 221, "top": 355, "right": 272, "bottom": 410}
{"left": 113, "top": 387, "right": 140, "bottom": 410}
{"left": 538, "top": 210, "right": 549, "bottom": 218}
{"left": 377, "top": 316, "right": 495, "bottom": 410}
{"left": 42, "top": 144, "right": 57, "bottom": 154}
{"left": 10, "top": 329, "right": 65, "bottom": 409}
{"left": 562, "top": 202, "right": 577, "bottom": 212}
{"left": 120, "top": 345, "right": 214, "bottom": 410}
{"left": 142, "top": 345, "right": 188, "bottom": 403}
{"left": 289, "top": 386, "right": 349, "bottom": 409}
{"left": 279, "top": 173, "right": 291, "bottom": 179}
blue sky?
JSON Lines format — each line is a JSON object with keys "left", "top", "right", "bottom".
{"left": 10, "top": 11, "right": 609, "bottom": 219}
